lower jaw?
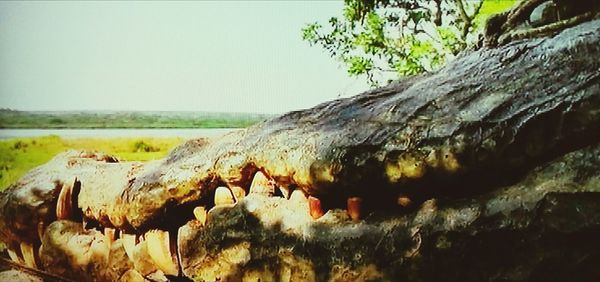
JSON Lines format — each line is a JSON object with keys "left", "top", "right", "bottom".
{"left": 5, "top": 145, "right": 600, "bottom": 281}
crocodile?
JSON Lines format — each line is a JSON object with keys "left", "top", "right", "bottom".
{"left": 1, "top": 2, "right": 599, "bottom": 281}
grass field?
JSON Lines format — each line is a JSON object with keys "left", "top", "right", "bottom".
{"left": 0, "top": 135, "right": 185, "bottom": 191}
{"left": 0, "top": 109, "right": 271, "bottom": 129}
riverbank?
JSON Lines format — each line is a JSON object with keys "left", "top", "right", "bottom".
{"left": 0, "top": 128, "right": 238, "bottom": 139}
{"left": 0, "top": 135, "right": 186, "bottom": 190}
{"left": 0, "top": 109, "right": 271, "bottom": 129}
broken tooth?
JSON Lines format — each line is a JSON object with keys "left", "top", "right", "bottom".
{"left": 308, "top": 196, "right": 325, "bottom": 219}
{"left": 249, "top": 171, "right": 275, "bottom": 196}
{"left": 20, "top": 242, "right": 37, "bottom": 269}
{"left": 230, "top": 185, "right": 246, "bottom": 202}
{"left": 145, "top": 230, "right": 179, "bottom": 276}
{"left": 7, "top": 248, "right": 22, "bottom": 264}
{"left": 193, "top": 206, "right": 207, "bottom": 226}
{"left": 214, "top": 186, "right": 235, "bottom": 206}
{"left": 56, "top": 183, "right": 73, "bottom": 220}
{"left": 347, "top": 197, "right": 364, "bottom": 221}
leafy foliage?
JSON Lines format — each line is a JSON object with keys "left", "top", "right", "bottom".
{"left": 303, "top": 0, "right": 515, "bottom": 86}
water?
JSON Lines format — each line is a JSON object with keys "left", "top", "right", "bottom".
{"left": 0, "top": 128, "right": 240, "bottom": 139}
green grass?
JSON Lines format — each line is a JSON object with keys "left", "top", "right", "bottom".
{"left": 0, "top": 135, "right": 185, "bottom": 191}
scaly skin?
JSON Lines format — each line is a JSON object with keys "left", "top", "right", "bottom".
{"left": 0, "top": 16, "right": 599, "bottom": 282}
{"left": 1, "top": 19, "right": 600, "bottom": 246}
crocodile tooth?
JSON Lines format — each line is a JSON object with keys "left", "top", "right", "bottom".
{"left": 104, "top": 228, "right": 117, "bottom": 245}
{"left": 214, "top": 186, "right": 235, "bottom": 206}
{"left": 7, "top": 248, "right": 22, "bottom": 264}
{"left": 397, "top": 194, "right": 412, "bottom": 207}
{"left": 347, "top": 197, "right": 364, "bottom": 221}
{"left": 279, "top": 186, "right": 291, "bottom": 199}
{"left": 289, "top": 189, "right": 308, "bottom": 204}
{"left": 193, "top": 206, "right": 207, "bottom": 226}
{"left": 145, "top": 230, "right": 179, "bottom": 276}
{"left": 230, "top": 185, "right": 246, "bottom": 202}
{"left": 249, "top": 171, "right": 274, "bottom": 196}
{"left": 20, "top": 242, "right": 37, "bottom": 268}
{"left": 122, "top": 233, "right": 136, "bottom": 260}
{"left": 56, "top": 183, "right": 73, "bottom": 220}
{"left": 120, "top": 269, "right": 146, "bottom": 282}
{"left": 308, "top": 196, "right": 325, "bottom": 219}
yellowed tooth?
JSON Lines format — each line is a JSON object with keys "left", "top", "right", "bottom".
{"left": 104, "top": 228, "right": 117, "bottom": 245}
{"left": 230, "top": 185, "right": 246, "bottom": 202}
{"left": 308, "top": 196, "right": 325, "bottom": 219}
{"left": 20, "top": 242, "right": 37, "bottom": 268}
{"left": 7, "top": 248, "right": 22, "bottom": 264}
{"left": 193, "top": 206, "right": 207, "bottom": 226}
{"left": 249, "top": 171, "right": 275, "bottom": 196}
{"left": 119, "top": 269, "right": 146, "bottom": 282}
{"left": 145, "top": 230, "right": 178, "bottom": 276}
{"left": 289, "top": 189, "right": 308, "bottom": 204}
{"left": 122, "top": 233, "right": 137, "bottom": 260}
{"left": 347, "top": 197, "right": 364, "bottom": 221}
{"left": 56, "top": 183, "right": 73, "bottom": 220}
{"left": 214, "top": 186, "right": 235, "bottom": 206}
{"left": 397, "top": 194, "right": 412, "bottom": 207}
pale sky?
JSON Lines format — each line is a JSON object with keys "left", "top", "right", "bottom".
{"left": 0, "top": 1, "right": 370, "bottom": 114}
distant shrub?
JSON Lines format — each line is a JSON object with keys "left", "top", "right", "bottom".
{"left": 132, "top": 140, "right": 159, "bottom": 153}
{"left": 13, "top": 141, "right": 28, "bottom": 150}
{"left": 49, "top": 118, "right": 65, "bottom": 124}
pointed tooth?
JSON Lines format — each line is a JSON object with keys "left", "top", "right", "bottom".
{"left": 20, "top": 242, "right": 37, "bottom": 269}
{"left": 290, "top": 189, "right": 308, "bottom": 203}
{"left": 214, "top": 186, "right": 235, "bottom": 206}
{"left": 397, "top": 194, "right": 412, "bottom": 207}
{"left": 230, "top": 186, "right": 246, "bottom": 202}
{"left": 249, "top": 171, "right": 274, "bottom": 196}
{"left": 347, "top": 197, "right": 364, "bottom": 221}
{"left": 7, "top": 248, "right": 22, "bottom": 264}
{"left": 104, "top": 228, "right": 117, "bottom": 245}
{"left": 308, "top": 196, "right": 325, "bottom": 219}
{"left": 56, "top": 183, "right": 73, "bottom": 220}
{"left": 145, "top": 230, "right": 179, "bottom": 276}
{"left": 193, "top": 206, "right": 207, "bottom": 226}
{"left": 122, "top": 233, "right": 137, "bottom": 260}
{"left": 279, "top": 186, "right": 291, "bottom": 199}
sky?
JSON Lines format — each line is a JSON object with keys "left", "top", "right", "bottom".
{"left": 0, "top": 1, "right": 371, "bottom": 114}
